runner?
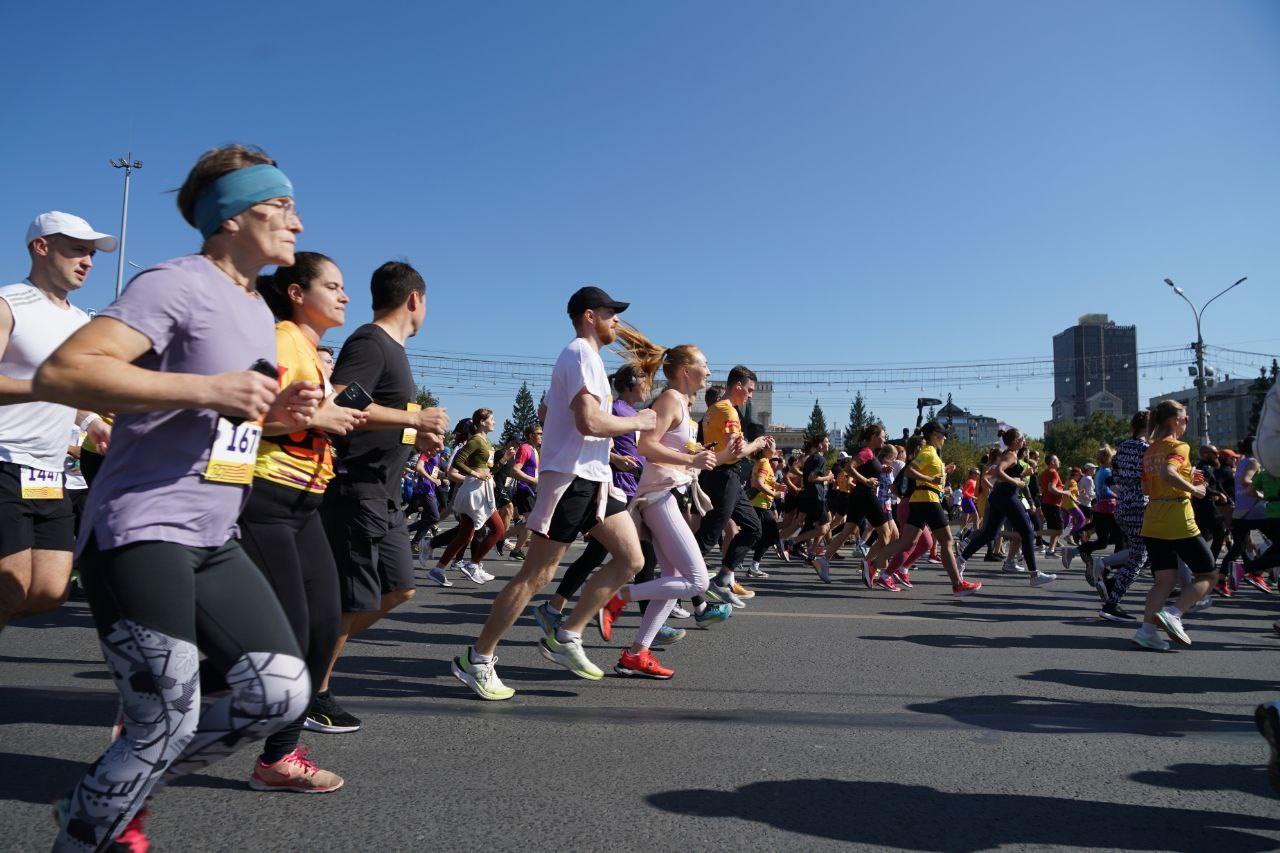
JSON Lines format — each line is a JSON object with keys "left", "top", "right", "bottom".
{"left": 959, "top": 469, "right": 979, "bottom": 535}
{"left": 234, "top": 251, "right": 366, "bottom": 791}
{"left": 748, "top": 448, "right": 780, "bottom": 577}
{"left": 431, "top": 408, "right": 505, "bottom": 584}
{"left": 1095, "top": 410, "right": 1151, "bottom": 622}
{"left": 452, "top": 287, "right": 656, "bottom": 700}
{"left": 310, "top": 259, "right": 448, "bottom": 734}
{"left": 956, "top": 428, "right": 1057, "bottom": 588}
{"left": 1071, "top": 449, "right": 1122, "bottom": 585}
{"left": 35, "top": 145, "right": 324, "bottom": 850}
{"left": 841, "top": 425, "right": 898, "bottom": 588}
{"left": 507, "top": 423, "right": 542, "bottom": 560}
{"left": 0, "top": 212, "right": 115, "bottom": 631}
{"left": 873, "top": 422, "right": 982, "bottom": 595}
{"left": 1218, "top": 437, "right": 1275, "bottom": 592}
{"left": 1037, "top": 456, "right": 1068, "bottom": 555}
{"left": 598, "top": 334, "right": 718, "bottom": 679}
{"left": 1133, "top": 399, "right": 1218, "bottom": 650}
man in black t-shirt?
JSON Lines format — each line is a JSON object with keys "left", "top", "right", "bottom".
{"left": 307, "top": 261, "right": 447, "bottom": 735}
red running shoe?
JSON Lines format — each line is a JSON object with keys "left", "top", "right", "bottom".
{"left": 614, "top": 649, "right": 674, "bottom": 680}
{"left": 1245, "top": 574, "right": 1275, "bottom": 594}
{"left": 874, "top": 574, "right": 901, "bottom": 591}
{"left": 1215, "top": 579, "right": 1234, "bottom": 598}
{"left": 598, "top": 594, "right": 626, "bottom": 643}
{"left": 115, "top": 806, "right": 151, "bottom": 853}
{"left": 891, "top": 570, "right": 913, "bottom": 589}
{"left": 952, "top": 580, "right": 982, "bottom": 596}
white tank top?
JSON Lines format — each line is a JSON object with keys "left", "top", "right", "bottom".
{"left": 635, "top": 391, "right": 698, "bottom": 496}
{"left": 0, "top": 282, "right": 89, "bottom": 470}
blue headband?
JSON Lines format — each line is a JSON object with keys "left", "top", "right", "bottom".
{"left": 192, "top": 164, "right": 294, "bottom": 238}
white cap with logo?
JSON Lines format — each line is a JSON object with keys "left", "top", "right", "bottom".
{"left": 25, "top": 211, "right": 118, "bottom": 252}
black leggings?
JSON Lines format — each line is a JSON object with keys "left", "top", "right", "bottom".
{"left": 695, "top": 467, "right": 761, "bottom": 574}
{"left": 1079, "top": 511, "right": 1122, "bottom": 559}
{"left": 59, "top": 536, "right": 305, "bottom": 851}
{"left": 752, "top": 507, "right": 780, "bottom": 562}
{"left": 556, "top": 536, "right": 657, "bottom": 613}
{"left": 1243, "top": 519, "right": 1280, "bottom": 575}
{"left": 960, "top": 486, "right": 1038, "bottom": 571}
{"left": 409, "top": 493, "right": 441, "bottom": 546}
{"left": 238, "top": 480, "right": 341, "bottom": 759}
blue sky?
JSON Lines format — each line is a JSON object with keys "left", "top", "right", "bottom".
{"left": 3, "top": 1, "right": 1278, "bottom": 435}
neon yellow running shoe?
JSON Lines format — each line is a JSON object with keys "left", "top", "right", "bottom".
{"left": 451, "top": 648, "right": 516, "bottom": 700}
{"left": 538, "top": 636, "right": 604, "bottom": 680}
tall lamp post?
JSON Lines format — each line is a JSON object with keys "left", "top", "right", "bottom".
{"left": 110, "top": 154, "right": 143, "bottom": 298}
{"left": 1163, "top": 276, "right": 1246, "bottom": 445}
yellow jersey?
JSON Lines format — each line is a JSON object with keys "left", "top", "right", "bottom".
{"left": 1141, "top": 436, "right": 1199, "bottom": 539}
{"left": 751, "top": 458, "right": 776, "bottom": 509}
{"left": 909, "top": 445, "right": 944, "bottom": 504}
{"left": 703, "top": 400, "right": 742, "bottom": 466}
{"left": 253, "top": 321, "right": 335, "bottom": 493}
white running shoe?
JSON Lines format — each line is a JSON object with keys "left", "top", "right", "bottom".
{"left": 670, "top": 604, "right": 692, "bottom": 619}
{"left": 1029, "top": 571, "right": 1057, "bottom": 587}
{"left": 458, "top": 561, "right": 490, "bottom": 585}
{"left": 427, "top": 567, "right": 453, "bottom": 587}
{"left": 710, "top": 582, "right": 747, "bottom": 608}
{"left": 1060, "top": 546, "right": 1077, "bottom": 570}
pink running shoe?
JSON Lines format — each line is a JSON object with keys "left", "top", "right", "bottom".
{"left": 873, "top": 573, "right": 901, "bottom": 591}
{"left": 250, "top": 746, "right": 344, "bottom": 793}
{"left": 891, "top": 570, "right": 913, "bottom": 589}
{"left": 952, "top": 580, "right": 983, "bottom": 596}
{"left": 115, "top": 806, "right": 151, "bottom": 853}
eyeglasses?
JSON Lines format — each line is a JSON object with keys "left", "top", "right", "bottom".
{"left": 255, "top": 198, "right": 300, "bottom": 224}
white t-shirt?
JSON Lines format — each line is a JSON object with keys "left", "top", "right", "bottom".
{"left": 539, "top": 337, "right": 612, "bottom": 481}
{"left": 0, "top": 282, "right": 89, "bottom": 470}
{"left": 65, "top": 426, "right": 88, "bottom": 491}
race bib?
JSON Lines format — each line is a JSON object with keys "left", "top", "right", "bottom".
{"left": 204, "top": 418, "right": 263, "bottom": 484}
{"left": 21, "top": 467, "right": 64, "bottom": 499}
{"left": 401, "top": 402, "right": 421, "bottom": 445}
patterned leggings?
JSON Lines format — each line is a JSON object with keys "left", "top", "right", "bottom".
{"left": 1105, "top": 503, "right": 1148, "bottom": 608}
{"left": 55, "top": 539, "right": 307, "bottom": 852}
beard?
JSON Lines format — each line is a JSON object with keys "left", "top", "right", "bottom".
{"left": 597, "top": 322, "right": 617, "bottom": 345}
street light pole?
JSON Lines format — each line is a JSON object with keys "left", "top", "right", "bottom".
{"left": 109, "top": 154, "right": 143, "bottom": 298}
{"left": 1163, "top": 276, "right": 1246, "bottom": 446}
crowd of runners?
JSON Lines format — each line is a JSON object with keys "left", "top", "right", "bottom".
{"left": 3, "top": 144, "right": 1279, "bottom": 850}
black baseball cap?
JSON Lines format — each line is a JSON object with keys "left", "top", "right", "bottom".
{"left": 567, "top": 286, "right": 629, "bottom": 317}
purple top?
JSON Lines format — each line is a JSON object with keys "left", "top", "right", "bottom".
{"left": 77, "top": 255, "right": 276, "bottom": 554}
{"left": 611, "top": 399, "right": 645, "bottom": 499}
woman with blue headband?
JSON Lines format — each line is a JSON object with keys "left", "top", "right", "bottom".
{"left": 37, "top": 144, "right": 324, "bottom": 852}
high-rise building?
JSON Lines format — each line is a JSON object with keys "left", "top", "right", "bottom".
{"left": 1047, "top": 314, "right": 1138, "bottom": 431}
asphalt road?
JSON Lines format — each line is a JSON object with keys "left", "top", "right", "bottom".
{"left": 4, "top": 545, "right": 1280, "bottom": 852}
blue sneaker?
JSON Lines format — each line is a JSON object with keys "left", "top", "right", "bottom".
{"left": 533, "top": 602, "right": 563, "bottom": 640}
{"left": 694, "top": 603, "right": 732, "bottom": 628}
{"left": 654, "top": 625, "right": 686, "bottom": 645}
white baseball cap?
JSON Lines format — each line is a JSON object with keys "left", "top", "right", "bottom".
{"left": 25, "top": 211, "right": 118, "bottom": 252}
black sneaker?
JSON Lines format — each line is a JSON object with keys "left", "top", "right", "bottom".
{"left": 1099, "top": 603, "right": 1137, "bottom": 623}
{"left": 1255, "top": 703, "right": 1280, "bottom": 795}
{"left": 303, "top": 691, "right": 361, "bottom": 733}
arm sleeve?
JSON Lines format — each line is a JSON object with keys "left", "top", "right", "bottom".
{"left": 98, "top": 268, "right": 192, "bottom": 355}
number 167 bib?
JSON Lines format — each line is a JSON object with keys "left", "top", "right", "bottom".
{"left": 204, "top": 418, "right": 263, "bottom": 484}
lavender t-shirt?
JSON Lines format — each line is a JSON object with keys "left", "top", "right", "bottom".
{"left": 77, "top": 254, "right": 276, "bottom": 553}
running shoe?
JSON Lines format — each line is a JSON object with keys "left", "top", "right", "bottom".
{"left": 1245, "top": 573, "right": 1275, "bottom": 594}
{"left": 670, "top": 604, "right": 692, "bottom": 619}
{"left": 851, "top": 540, "right": 868, "bottom": 558}
{"left": 747, "top": 563, "right": 769, "bottom": 579}
{"left": 539, "top": 635, "right": 605, "bottom": 679}
{"left": 495, "top": 538, "right": 506, "bottom": 556}
{"left": 1094, "top": 576, "right": 1111, "bottom": 605}
{"left": 303, "top": 692, "right": 361, "bottom": 734}
{"left": 694, "top": 603, "right": 732, "bottom": 627}
{"left": 774, "top": 543, "right": 788, "bottom": 561}
{"left": 731, "top": 581, "right": 756, "bottom": 599}
{"left": 1155, "top": 607, "right": 1191, "bottom": 645}
{"left": 509, "top": 548, "right": 526, "bottom": 561}
{"left": 451, "top": 649, "right": 516, "bottom": 700}
{"left": 533, "top": 602, "right": 563, "bottom": 639}
{"left": 1257, "top": 702, "right": 1280, "bottom": 794}
{"left": 861, "top": 559, "right": 874, "bottom": 589}
{"left": 955, "top": 555, "right": 966, "bottom": 581}
{"left": 873, "top": 573, "right": 901, "bottom": 592}
{"left": 1214, "top": 579, "right": 1234, "bottom": 598}
{"left": 458, "top": 561, "right": 489, "bottom": 585}
{"left": 982, "top": 552, "right": 1002, "bottom": 562}
{"left": 808, "top": 556, "right": 832, "bottom": 584}
{"left": 952, "top": 580, "right": 982, "bottom": 596}
{"left": 1188, "top": 596, "right": 1214, "bottom": 614}
{"left": 1044, "top": 546, "right": 1059, "bottom": 559}
{"left": 709, "top": 583, "right": 746, "bottom": 608}
{"left": 113, "top": 806, "right": 151, "bottom": 853}
{"left": 1099, "top": 603, "right": 1137, "bottom": 623}
{"left": 250, "top": 746, "right": 344, "bottom": 793}
{"left": 891, "top": 570, "right": 913, "bottom": 589}
{"left": 427, "top": 567, "right": 453, "bottom": 587}
{"left": 598, "top": 594, "right": 625, "bottom": 642}
{"left": 1029, "top": 571, "right": 1057, "bottom": 588}
{"left": 615, "top": 648, "right": 674, "bottom": 680}
{"left": 1001, "top": 560, "right": 1021, "bottom": 575}
{"left": 1132, "top": 625, "right": 1170, "bottom": 651}
{"left": 1082, "top": 554, "right": 1096, "bottom": 585}
{"left": 654, "top": 625, "right": 686, "bottom": 645}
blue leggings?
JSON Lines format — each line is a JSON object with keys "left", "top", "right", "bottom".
{"left": 960, "top": 486, "right": 1038, "bottom": 571}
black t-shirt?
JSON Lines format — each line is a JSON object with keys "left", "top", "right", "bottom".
{"left": 330, "top": 324, "right": 416, "bottom": 500}
{"left": 803, "top": 452, "right": 828, "bottom": 501}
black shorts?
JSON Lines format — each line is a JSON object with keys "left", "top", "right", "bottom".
{"left": 544, "top": 477, "right": 627, "bottom": 544}
{"left": 906, "top": 501, "right": 949, "bottom": 532}
{"left": 847, "top": 489, "right": 889, "bottom": 528}
{"left": 0, "top": 461, "right": 75, "bottom": 557}
{"left": 1144, "top": 534, "right": 1215, "bottom": 574}
{"left": 828, "top": 490, "right": 848, "bottom": 516}
{"left": 513, "top": 488, "right": 537, "bottom": 515}
{"left": 321, "top": 490, "right": 415, "bottom": 613}
{"left": 1042, "top": 505, "right": 1063, "bottom": 530}
{"left": 802, "top": 493, "right": 828, "bottom": 525}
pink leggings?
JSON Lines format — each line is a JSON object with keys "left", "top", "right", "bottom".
{"left": 629, "top": 491, "right": 710, "bottom": 648}
{"left": 886, "top": 500, "right": 932, "bottom": 574}
{"left": 1062, "top": 507, "right": 1086, "bottom": 538}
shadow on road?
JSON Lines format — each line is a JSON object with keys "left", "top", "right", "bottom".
{"left": 0, "top": 686, "right": 115, "bottom": 728}
{"left": 1020, "top": 668, "right": 1280, "bottom": 696}
{"left": 906, "top": 693, "right": 1253, "bottom": 737}
{"left": 0, "top": 752, "right": 87, "bottom": 804}
{"left": 859, "top": 632, "right": 1273, "bottom": 653}
{"left": 1131, "top": 762, "right": 1273, "bottom": 799}
{"left": 646, "top": 779, "right": 1280, "bottom": 850}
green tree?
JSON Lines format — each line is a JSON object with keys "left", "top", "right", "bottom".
{"left": 1247, "top": 366, "right": 1276, "bottom": 438}
{"left": 1043, "top": 412, "right": 1128, "bottom": 469}
{"left": 845, "top": 392, "right": 873, "bottom": 454}
{"left": 415, "top": 386, "right": 438, "bottom": 409}
{"left": 804, "top": 399, "right": 829, "bottom": 446}
{"left": 500, "top": 382, "right": 541, "bottom": 446}
{"left": 940, "top": 438, "right": 983, "bottom": 489}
